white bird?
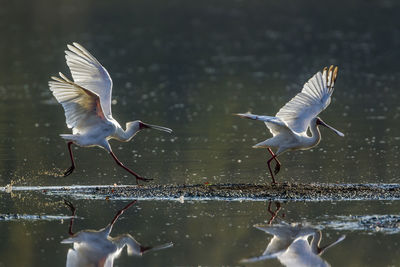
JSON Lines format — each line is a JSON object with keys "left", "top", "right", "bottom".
{"left": 49, "top": 43, "right": 172, "bottom": 184}
{"left": 62, "top": 200, "right": 173, "bottom": 267}
{"left": 236, "top": 66, "right": 344, "bottom": 184}
{"left": 240, "top": 222, "right": 345, "bottom": 267}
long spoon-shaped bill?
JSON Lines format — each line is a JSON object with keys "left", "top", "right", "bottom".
{"left": 141, "top": 122, "right": 173, "bottom": 134}
{"left": 317, "top": 235, "right": 346, "bottom": 255}
{"left": 317, "top": 119, "right": 344, "bottom": 137}
{"left": 142, "top": 242, "right": 174, "bottom": 254}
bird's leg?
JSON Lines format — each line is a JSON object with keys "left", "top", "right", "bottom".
{"left": 64, "top": 142, "right": 76, "bottom": 176}
{"left": 109, "top": 200, "right": 137, "bottom": 227}
{"left": 109, "top": 151, "right": 153, "bottom": 185}
{"left": 267, "top": 148, "right": 281, "bottom": 175}
{"left": 267, "top": 156, "right": 277, "bottom": 184}
{"left": 266, "top": 201, "right": 282, "bottom": 224}
{"left": 64, "top": 199, "right": 76, "bottom": 236}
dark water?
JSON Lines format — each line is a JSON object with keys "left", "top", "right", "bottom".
{"left": 1, "top": 0, "right": 400, "bottom": 266}
{"left": 1, "top": 194, "right": 399, "bottom": 266}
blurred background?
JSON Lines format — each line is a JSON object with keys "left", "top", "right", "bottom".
{"left": 0, "top": 0, "right": 400, "bottom": 266}
{"left": 0, "top": 0, "right": 400, "bottom": 186}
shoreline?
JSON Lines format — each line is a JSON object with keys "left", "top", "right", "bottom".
{"left": 2, "top": 183, "right": 400, "bottom": 202}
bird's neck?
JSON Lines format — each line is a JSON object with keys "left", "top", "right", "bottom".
{"left": 115, "top": 124, "right": 140, "bottom": 142}
{"left": 101, "top": 225, "right": 113, "bottom": 236}
{"left": 306, "top": 124, "right": 322, "bottom": 148}
{"left": 310, "top": 230, "right": 322, "bottom": 254}
{"left": 116, "top": 234, "right": 141, "bottom": 254}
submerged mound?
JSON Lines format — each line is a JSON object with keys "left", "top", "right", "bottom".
{"left": 3, "top": 183, "right": 400, "bottom": 201}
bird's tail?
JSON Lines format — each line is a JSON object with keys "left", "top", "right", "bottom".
{"left": 60, "top": 134, "right": 78, "bottom": 142}
{"left": 235, "top": 112, "right": 259, "bottom": 120}
{"left": 235, "top": 113, "right": 275, "bottom": 122}
{"left": 60, "top": 236, "right": 79, "bottom": 244}
{"left": 252, "top": 140, "right": 269, "bottom": 148}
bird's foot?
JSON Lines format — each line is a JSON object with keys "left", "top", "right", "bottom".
{"left": 63, "top": 166, "right": 75, "bottom": 177}
{"left": 64, "top": 199, "right": 76, "bottom": 213}
{"left": 274, "top": 164, "right": 281, "bottom": 175}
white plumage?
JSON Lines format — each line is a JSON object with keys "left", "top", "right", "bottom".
{"left": 64, "top": 43, "right": 113, "bottom": 118}
{"left": 49, "top": 73, "right": 106, "bottom": 135}
{"left": 240, "top": 222, "right": 346, "bottom": 266}
{"left": 49, "top": 43, "right": 172, "bottom": 183}
{"left": 62, "top": 200, "right": 173, "bottom": 267}
{"left": 275, "top": 67, "right": 336, "bottom": 134}
{"left": 236, "top": 66, "right": 344, "bottom": 184}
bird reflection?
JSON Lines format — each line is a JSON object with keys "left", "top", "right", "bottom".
{"left": 241, "top": 202, "right": 345, "bottom": 267}
{"left": 62, "top": 200, "right": 173, "bottom": 267}
{"left": 266, "top": 202, "right": 285, "bottom": 225}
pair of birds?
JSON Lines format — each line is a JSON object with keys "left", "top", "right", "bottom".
{"left": 49, "top": 43, "right": 344, "bottom": 184}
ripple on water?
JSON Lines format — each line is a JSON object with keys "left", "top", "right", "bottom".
{"left": 323, "top": 214, "right": 400, "bottom": 234}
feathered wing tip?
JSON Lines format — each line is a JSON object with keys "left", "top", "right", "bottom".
{"left": 49, "top": 71, "right": 91, "bottom": 94}
{"left": 65, "top": 42, "right": 101, "bottom": 66}
{"left": 49, "top": 72, "right": 73, "bottom": 87}
{"left": 323, "top": 65, "right": 339, "bottom": 94}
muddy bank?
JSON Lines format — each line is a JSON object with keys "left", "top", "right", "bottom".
{"left": 93, "top": 183, "right": 400, "bottom": 201}
{"left": 4, "top": 183, "right": 400, "bottom": 201}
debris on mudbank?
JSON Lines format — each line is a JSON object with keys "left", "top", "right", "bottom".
{"left": 324, "top": 215, "right": 400, "bottom": 234}
{"left": 358, "top": 215, "right": 400, "bottom": 233}
{"left": 0, "top": 214, "right": 71, "bottom": 221}
{"left": 94, "top": 183, "right": 400, "bottom": 201}
{"left": 3, "top": 183, "right": 400, "bottom": 201}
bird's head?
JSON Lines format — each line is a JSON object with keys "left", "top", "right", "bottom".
{"left": 314, "top": 117, "right": 344, "bottom": 137}
{"left": 125, "top": 121, "right": 142, "bottom": 132}
{"left": 315, "top": 117, "right": 324, "bottom": 126}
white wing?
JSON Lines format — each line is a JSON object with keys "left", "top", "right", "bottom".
{"left": 65, "top": 248, "right": 80, "bottom": 267}
{"left": 65, "top": 42, "right": 113, "bottom": 118}
{"left": 49, "top": 72, "right": 106, "bottom": 134}
{"left": 276, "top": 66, "right": 338, "bottom": 134}
{"left": 279, "top": 238, "right": 329, "bottom": 267}
{"left": 236, "top": 113, "right": 292, "bottom": 136}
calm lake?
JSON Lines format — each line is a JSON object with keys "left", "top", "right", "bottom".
{"left": 1, "top": 0, "right": 400, "bottom": 266}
